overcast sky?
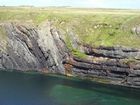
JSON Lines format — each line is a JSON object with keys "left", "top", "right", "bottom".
{"left": 0, "top": 0, "right": 140, "bottom": 9}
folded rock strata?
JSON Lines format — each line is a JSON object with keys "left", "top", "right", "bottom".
{"left": 0, "top": 21, "right": 140, "bottom": 88}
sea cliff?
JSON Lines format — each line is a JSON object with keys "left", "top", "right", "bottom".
{"left": 0, "top": 20, "right": 140, "bottom": 88}
{"left": 0, "top": 7, "right": 140, "bottom": 88}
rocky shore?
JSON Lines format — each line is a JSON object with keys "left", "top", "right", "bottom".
{"left": 0, "top": 20, "right": 140, "bottom": 88}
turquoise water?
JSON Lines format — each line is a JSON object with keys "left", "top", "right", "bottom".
{"left": 0, "top": 70, "right": 140, "bottom": 105}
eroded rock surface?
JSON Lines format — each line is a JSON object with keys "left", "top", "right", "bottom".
{"left": 64, "top": 45, "right": 140, "bottom": 88}
{"left": 0, "top": 21, "right": 140, "bottom": 88}
{"left": 0, "top": 21, "right": 69, "bottom": 74}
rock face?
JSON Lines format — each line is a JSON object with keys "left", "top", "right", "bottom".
{"left": 131, "top": 25, "right": 140, "bottom": 35}
{"left": 0, "top": 21, "right": 140, "bottom": 88}
{"left": 0, "top": 21, "right": 69, "bottom": 74}
{"left": 67, "top": 45, "right": 140, "bottom": 88}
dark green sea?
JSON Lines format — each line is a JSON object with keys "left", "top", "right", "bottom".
{"left": 0, "top": 70, "right": 140, "bottom": 105}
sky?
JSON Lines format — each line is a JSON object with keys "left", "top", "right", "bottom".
{"left": 0, "top": 0, "right": 140, "bottom": 9}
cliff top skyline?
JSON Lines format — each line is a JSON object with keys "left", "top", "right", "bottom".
{"left": 0, "top": 0, "right": 140, "bottom": 9}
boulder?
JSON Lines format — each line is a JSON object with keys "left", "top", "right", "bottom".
{"left": 136, "top": 27, "right": 140, "bottom": 35}
{"left": 131, "top": 28, "right": 136, "bottom": 34}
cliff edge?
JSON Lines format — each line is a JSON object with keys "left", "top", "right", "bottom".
{"left": 0, "top": 20, "right": 140, "bottom": 88}
{"left": 0, "top": 7, "right": 140, "bottom": 88}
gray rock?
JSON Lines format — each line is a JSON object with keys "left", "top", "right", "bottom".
{"left": 106, "top": 59, "right": 117, "bottom": 66}
{"left": 131, "top": 28, "right": 136, "bottom": 34}
{"left": 127, "top": 75, "right": 140, "bottom": 86}
{"left": 136, "top": 27, "right": 140, "bottom": 35}
{"left": 0, "top": 51, "right": 2, "bottom": 58}
{"left": 69, "top": 32, "right": 79, "bottom": 49}
{"left": 0, "top": 21, "right": 69, "bottom": 73}
{"left": 121, "top": 26, "right": 127, "bottom": 31}
{"left": 135, "top": 52, "right": 140, "bottom": 60}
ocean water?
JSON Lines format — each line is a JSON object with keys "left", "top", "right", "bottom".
{"left": 0, "top": 70, "right": 140, "bottom": 105}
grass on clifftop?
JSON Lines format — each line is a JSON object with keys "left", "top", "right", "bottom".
{"left": 0, "top": 6, "right": 140, "bottom": 48}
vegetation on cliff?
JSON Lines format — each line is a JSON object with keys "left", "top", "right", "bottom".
{"left": 0, "top": 6, "right": 140, "bottom": 88}
{"left": 66, "top": 34, "right": 87, "bottom": 58}
{"left": 1, "top": 6, "right": 140, "bottom": 47}
{"left": 0, "top": 6, "right": 140, "bottom": 58}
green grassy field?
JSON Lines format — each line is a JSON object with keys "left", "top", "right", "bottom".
{"left": 0, "top": 6, "right": 140, "bottom": 48}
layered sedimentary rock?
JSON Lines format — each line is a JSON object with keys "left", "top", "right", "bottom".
{"left": 0, "top": 20, "right": 140, "bottom": 88}
{"left": 0, "top": 21, "right": 69, "bottom": 74}
{"left": 67, "top": 45, "right": 140, "bottom": 88}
